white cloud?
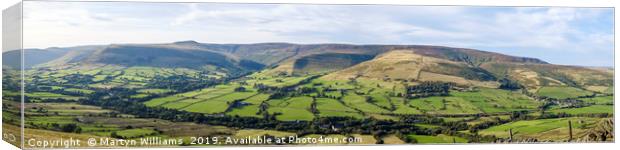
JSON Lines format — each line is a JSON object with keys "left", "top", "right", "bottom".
{"left": 20, "top": 2, "right": 613, "bottom": 66}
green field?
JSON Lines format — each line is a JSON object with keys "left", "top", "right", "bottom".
{"left": 242, "top": 94, "right": 271, "bottom": 104}
{"left": 227, "top": 105, "right": 262, "bottom": 117}
{"left": 315, "top": 98, "right": 363, "bottom": 118}
{"left": 8, "top": 100, "right": 236, "bottom": 143}
{"left": 226, "top": 94, "right": 272, "bottom": 117}
{"left": 138, "top": 73, "right": 605, "bottom": 124}
{"left": 410, "top": 88, "right": 539, "bottom": 114}
{"left": 26, "top": 92, "right": 82, "bottom": 100}
{"left": 342, "top": 93, "right": 391, "bottom": 114}
{"left": 267, "top": 97, "right": 315, "bottom": 121}
{"left": 579, "top": 96, "right": 613, "bottom": 105}
{"left": 65, "top": 88, "right": 94, "bottom": 94}
{"left": 182, "top": 92, "right": 257, "bottom": 114}
{"left": 407, "top": 134, "right": 467, "bottom": 143}
{"left": 537, "top": 86, "right": 593, "bottom": 99}
{"left": 391, "top": 97, "right": 423, "bottom": 114}
{"left": 144, "top": 85, "right": 236, "bottom": 108}
{"left": 247, "top": 72, "right": 313, "bottom": 88}
{"left": 144, "top": 95, "right": 184, "bottom": 107}
{"left": 478, "top": 117, "right": 604, "bottom": 141}
{"left": 138, "top": 89, "right": 175, "bottom": 94}
{"left": 368, "top": 94, "right": 392, "bottom": 109}
{"left": 115, "top": 128, "right": 158, "bottom": 138}
{"left": 549, "top": 105, "right": 613, "bottom": 115}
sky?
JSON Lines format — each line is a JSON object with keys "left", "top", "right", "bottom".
{"left": 21, "top": 1, "right": 614, "bottom": 66}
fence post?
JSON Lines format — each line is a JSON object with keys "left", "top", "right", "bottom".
{"left": 568, "top": 120, "right": 573, "bottom": 142}
{"left": 509, "top": 128, "right": 513, "bottom": 142}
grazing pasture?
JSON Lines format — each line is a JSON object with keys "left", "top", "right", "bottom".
{"left": 267, "top": 97, "right": 315, "bottom": 121}
{"left": 537, "top": 86, "right": 593, "bottom": 99}
{"left": 342, "top": 93, "right": 390, "bottom": 114}
{"left": 406, "top": 134, "right": 467, "bottom": 143}
{"left": 315, "top": 98, "right": 363, "bottom": 118}
{"left": 549, "top": 105, "right": 613, "bottom": 115}
{"left": 410, "top": 88, "right": 539, "bottom": 114}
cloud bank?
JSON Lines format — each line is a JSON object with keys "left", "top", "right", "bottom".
{"left": 22, "top": 1, "right": 614, "bottom": 66}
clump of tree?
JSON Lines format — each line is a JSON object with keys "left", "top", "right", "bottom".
{"left": 234, "top": 86, "right": 246, "bottom": 92}
{"left": 47, "top": 123, "right": 82, "bottom": 133}
{"left": 146, "top": 75, "right": 221, "bottom": 93}
{"left": 62, "top": 74, "right": 95, "bottom": 85}
{"left": 498, "top": 78, "right": 521, "bottom": 90}
{"left": 406, "top": 81, "right": 454, "bottom": 98}
{"left": 111, "top": 132, "right": 122, "bottom": 139}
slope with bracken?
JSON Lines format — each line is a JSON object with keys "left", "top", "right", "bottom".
{"left": 321, "top": 50, "right": 501, "bottom": 88}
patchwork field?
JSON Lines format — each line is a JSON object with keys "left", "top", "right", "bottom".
{"left": 3, "top": 43, "right": 614, "bottom": 147}
{"left": 410, "top": 88, "right": 539, "bottom": 114}
{"left": 4, "top": 100, "right": 237, "bottom": 145}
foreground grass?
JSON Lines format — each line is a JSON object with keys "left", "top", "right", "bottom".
{"left": 549, "top": 105, "right": 613, "bottom": 115}
{"left": 406, "top": 134, "right": 467, "bottom": 144}
{"left": 478, "top": 117, "right": 604, "bottom": 141}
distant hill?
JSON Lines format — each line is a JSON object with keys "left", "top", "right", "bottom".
{"left": 3, "top": 43, "right": 265, "bottom": 75}
{"left": 2, "top": 45, "right": 103, "bottom": 69}
{"left": 2, "top": 41, "right": 611, "bottom": 91}
{"left": 190, "top": 43, "right": 548, "bottom": 67}
{"left": 83, "top": 44, "right": 264, "bottom": 72}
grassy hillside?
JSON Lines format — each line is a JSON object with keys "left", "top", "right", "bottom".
{"left": 322, "top": 50, "right": 500, "bottom": 88}
{"left": 292, "top": 53, "right": 374, "bottom": 75}
{"left": 481, "top": 62, "right": 613, "bottom": 93}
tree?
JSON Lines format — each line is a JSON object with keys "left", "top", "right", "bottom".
{"left": 60, "top": 123, "right": 81, "bottom": 133}
{"left": 498, "top": 78, "right": 521, "bottom": 90}
{"left": 111, "top": 132, "right": 122, "bottom": 139}
{"left": 234, "top": 87, "right": 246, "bottom": 92}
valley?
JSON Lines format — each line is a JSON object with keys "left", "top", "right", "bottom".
{"left": 2, "top": 41, "right": 614, "bottom": 147}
